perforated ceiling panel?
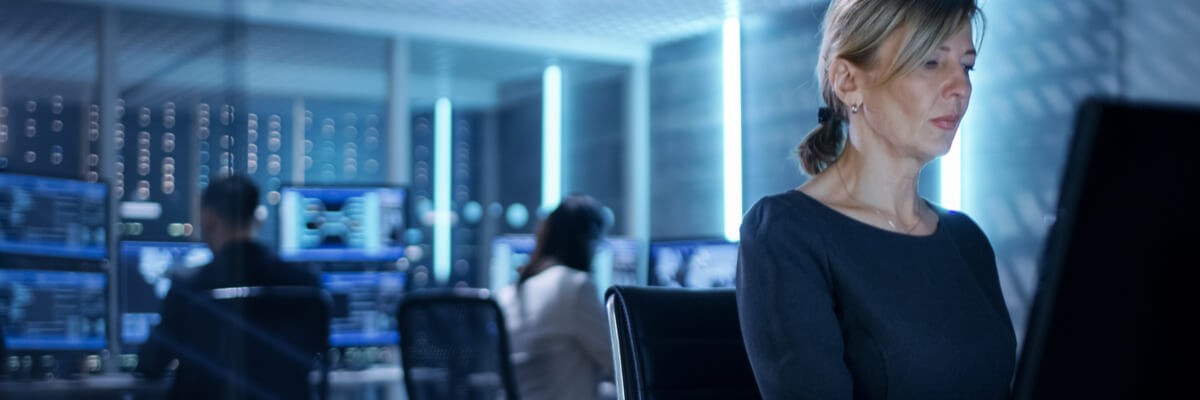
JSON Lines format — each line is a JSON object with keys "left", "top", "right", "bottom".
{"left": 276, "top": 0, "right": 818, "bottom": 42}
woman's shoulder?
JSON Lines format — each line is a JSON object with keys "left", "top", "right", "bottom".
{"left": 520, "top": 265, "right": 593, "bottom": 290}
{"left": 743, "top": 190, "right": 828, "bottom": 239}
{"left": 926, "top": 204, "right": 995, "bottom": 255}
{"left": 499, "top": 266, "right": 588, "bottom": 304}
{"left": 549, "top": 265, "right": 595, "bottom": 287}
{"left": 927, "top": 204, "right": 989, "bottom": 238}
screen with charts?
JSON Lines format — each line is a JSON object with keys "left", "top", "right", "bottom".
{"left": 0, "top": 267, "right": 108, "bottom": 350}
{"left": 322, "top": 270, "right": 405, "bottom": 347}
{"left": 117, "top": 241, "right": 213, "bottom": 349}
{"left": 0, "top": 173, "right": 108, "bottom": 260}
{"left": 278, "top": 187, "right": 406, "bottom": 262}
{"left": 649, "top": 239, "right": 739, "bottom": 288}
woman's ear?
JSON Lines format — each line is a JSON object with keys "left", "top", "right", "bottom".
{"left": 830, "top": 58, "right": 863, "bottom": 107}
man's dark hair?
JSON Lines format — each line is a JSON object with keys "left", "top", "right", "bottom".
{"left": 201, "top": 174, "right": 259, "bottom": 228}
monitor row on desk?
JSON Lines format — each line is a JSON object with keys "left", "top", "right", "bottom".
{"left": 0, "top": 250, "right": 406, "bottom": 380}
{"left": 0, "top": 171, "right": 744, "bottom": 381}
{"left": 0, "top": 173, "right": 415, "bottom": 379}
{"left": 0, "top": 239, "right": 742, "bottom": 380}
{"left": 0, "top": 172, "right": 412, "bottom": 265}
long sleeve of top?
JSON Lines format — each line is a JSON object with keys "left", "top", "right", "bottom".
{"left": 737, "top": 191, "right": 1016, "bottom": 400}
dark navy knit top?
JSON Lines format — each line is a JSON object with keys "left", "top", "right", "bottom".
{"left": 737, "top": 190, "right": 1016, "bottom": 400}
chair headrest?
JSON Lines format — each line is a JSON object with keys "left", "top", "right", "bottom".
{"left": 208, "top": 285, "right": 328, "bottom": 301}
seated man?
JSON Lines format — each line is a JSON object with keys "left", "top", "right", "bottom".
{"left": 136, "top": 175, "right": 322, "bottom": 400}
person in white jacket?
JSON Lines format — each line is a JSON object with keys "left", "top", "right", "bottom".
{"left": 497, "top": 195, "right": 614, "bottom": 400}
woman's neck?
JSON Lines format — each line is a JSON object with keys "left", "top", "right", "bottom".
{"left": 831, "top": 144, "right": 924, "bottom": 222}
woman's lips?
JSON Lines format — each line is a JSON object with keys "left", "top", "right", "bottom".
{"left": 930, "top": 116, "right": 960, "bottom": 130}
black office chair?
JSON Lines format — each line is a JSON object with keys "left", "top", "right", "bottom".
{"left": 605, "top": 285, "right": 762, "bottom": 400}
{"left": 396, "top": 288, "right": 520, "bottom": 400}
{"left": 179, "top": 285, "right": 331, "bottom": 400}
{"left": 0, "top": 324, "right": 5, "bottom": 379}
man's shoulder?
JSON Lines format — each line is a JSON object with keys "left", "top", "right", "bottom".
{"left": 276, "top": 263, "right": 321, "bottom": 287}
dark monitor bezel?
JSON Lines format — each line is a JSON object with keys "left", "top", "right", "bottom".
{"left": 1011, "top": 97, "right": 1200, "bottom": 399}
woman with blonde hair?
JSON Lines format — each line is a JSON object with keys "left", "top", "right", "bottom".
{"left": 737, "top": 0, "right": 1015, "bottom": 399}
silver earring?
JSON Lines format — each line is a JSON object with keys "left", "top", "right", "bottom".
{"left": 851, "top": 103, "right": 861, "bottom": 114}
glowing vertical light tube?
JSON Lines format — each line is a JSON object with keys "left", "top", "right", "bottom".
{"left": 434, "top": 97, "right": 452, "bottom": 284}
{"left": 942, "top": 134, "right": 962, "bottom": 210}
{"left": 542, "top": 64, "right": 563, "bottom": 212}
{"left": 722, "top": 18, "right": 743, "bottom": 242}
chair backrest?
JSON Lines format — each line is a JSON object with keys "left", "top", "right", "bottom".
{"left": 396, "top": 288, "right": 520, "bottom": 400}
{"left": 606, "top": 285, "right": 761, "bottom": 400}
{"left": 0, "top": 324, "right": 5, "bottom": 378}
{"left": 181, "top": 285, "right": 331, "bottom": 400}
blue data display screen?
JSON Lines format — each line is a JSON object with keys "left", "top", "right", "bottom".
{"left": 0, "top": 269, "right": 108, "bottom": 350}
{"left": 488, "top": 235, "right": 535, "bottom": 291}
{"left": 279, "top": 187, "right": 406, "bottom": 262}
{"left": 593, "top": 237, "right": 642, "bottom": 291}
{"left": 649, "top": 240, "right": 739, "bottom": 288}
{"left": 322, "top": 271, "right": 405, "bottom": 346}
{"left": 0, "top": 173, "right": 108, "bottom": 260}
{"left": 117, "top": 241, "right": 213, "bottom": 346}
{"left": 490, "top": 235, "right": 642, "bottom": 300}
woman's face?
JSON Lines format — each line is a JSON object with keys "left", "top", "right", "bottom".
{"left": 857, "top": 23, "right": 976, "bottom": 162}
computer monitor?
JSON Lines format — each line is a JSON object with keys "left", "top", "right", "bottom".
{"left": 1011, "top": 98, "right": 1200, "bottom": 399}
{"left": 0, "top": 267, "right": 108, "bottom": 351}
{"left": 321, "top": 269, "right": 405, "bottom": 347}
{"left": 117, "top": 241, "right": 213, "bottom": 350}
{"left": 593, "top": 237, "right": 643, "bottom": 293}
{"left": 278, "top": 186, "right": 406, "bottom": 262}
{"left": 489, "top": 235, "right": 643, "bottom": 298}
{"left": 0, "top": 173, "right": 108, "bottom": 260}
{"left": 648, "top": 239, "right": 739, "bottom": 288}
{"left": 488, "top": 234, "right": 536, "bottom": 292}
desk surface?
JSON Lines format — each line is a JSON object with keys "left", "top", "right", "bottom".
{"left": 0, "top": 374, "right": 167, "bottom": 392}
{"left": 329, "top": 365, "right": 402, "bottom": 385}
{"left": 1, "top": 366, "right": 405, "bottom": 399}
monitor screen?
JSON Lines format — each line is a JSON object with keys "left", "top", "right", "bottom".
{"left": 0, "top": 268, "right": 107, "bottom": 350}
{"left": 1012, "top": 99, "right": 1200, "bottom": 399}
{"left": 489, "top": 235, "right": 643, "bottom": 297}
{"left": 488, "top": 235, "right": 536, "bottom": 291}
{"left": 0, "top": 173, "right": 108, "bottom": 260}
{"left": 322, "top": 270, "right": 405, "bottom": 347}
{"left": 649, "top": 239, "right": 739, "bottom": 288}
{"left": 593, "top": 237, "right": 642, "bottom": 293}
{"left": 117, "top": 241, "right": 213, "bottom": 348}
{"left": 278, "top": 187, "right": 407, "bottom": 262}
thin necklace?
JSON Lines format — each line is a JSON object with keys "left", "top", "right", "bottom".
{"left": 832, "top": 164, "right": 923, "bottom": 234}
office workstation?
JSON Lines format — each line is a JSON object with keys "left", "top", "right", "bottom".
{"left": 0, "top": 174, "right": 409, "bottom": 399}
{"left": 3, "top": 0, "right": 1199, "bottom": 399}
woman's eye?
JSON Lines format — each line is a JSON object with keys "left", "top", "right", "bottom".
{"left": 924, "top": 60, "right": 939, "bottom": 68}
{"left": 963, "top": 64, "right": 976, "bottom": 73}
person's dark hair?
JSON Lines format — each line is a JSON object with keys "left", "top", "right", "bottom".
{"left": 200, "top": 174, "right": 260, "bottom": 229}
{"left": 797, "top": 0, "right": 984, "bottom": 175}
{"left": 518, "top": 195, "right": 608, "bottom": 284}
